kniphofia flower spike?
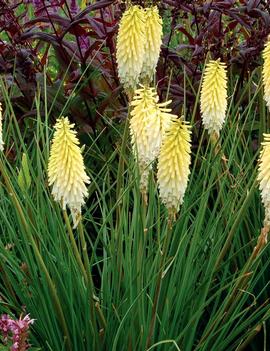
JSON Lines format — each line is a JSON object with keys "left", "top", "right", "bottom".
{"left": 200, "top": 59, "right": 227, "bottom": 137}
{"left": 157, "top": 118, "right": 192, "bottom": 217}
{"left": 130, "top": 86, "right": 174, "bottom": 195}
{"left": 48, "top": 117, "right": 90, "bottom": 228}
{"left": 116, "top": 5, "right": 145, "bottom": 98}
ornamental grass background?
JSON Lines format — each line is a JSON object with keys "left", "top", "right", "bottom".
{"left": 0, "top": 1, "right": 270, "bottom": 351}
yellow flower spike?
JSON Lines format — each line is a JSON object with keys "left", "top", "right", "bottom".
{"left": 48, "top": 117, "right": 90, "bottom": 228}
{"left": 157, "top": 118, "right": 191, "bottom": 216}
{"left": 200, "top": 59, "right": 227, "bottom": 137}
{"left": 0, "top": 103, "right": 4, "bottom": 152}
{"left": 130, "top": 86, "right": 159, "bottom": 194}
{"left": 258, "top": 133, "right": 270, "bottom": 226}
{"left": 262, "top": 39, "right": 270, "bottom": 110}
{"left": 130, "top": 86, "right": 174, "bottom": 194}
{"left": 140, "top": 6, "right": 163, "bottom": 84}
{"left": 116, "top": 5, "right": 146, "bottom": 97}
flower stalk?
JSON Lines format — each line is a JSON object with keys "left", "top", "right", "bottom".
{"left": 0, "top": 103, "right": 4, "bottom": 152}
{"left": 146, "top": 219, "right": 173, "bottom": 348}
{"left": 62, "top": 209, "right": 88, "bottom": 282}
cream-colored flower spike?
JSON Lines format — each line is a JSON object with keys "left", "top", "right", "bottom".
{"left": 157, "top": 118, "right": 191, "bottom": 216}
{"left": 140, "top": 6, "right": 163, "bottom": 83}
{"left": 258, "top": 133, "right": 270, "bottom": 226}
{"left": 130, "top": 86, "right": 174, "bottom": 194}
{"left": 116, "top": 5, "right": 145, "bottom": 97}
{"left": 0, "top": 103, "right": 4, "bottom": 151}
{"left": 48, "top": 117, "right": 90, "bottom": 228}
{"left": 200, "top": 59, "right": 227, "bottom": 137}
{"left": 263, "top": 39, "right": 270, "bottom": 110}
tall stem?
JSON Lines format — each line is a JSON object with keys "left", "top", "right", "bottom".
{"left": 116, "top": 106, "right": 130, "bottom": 225}
{"left": 146, "top": 217, "right": 173, "bottom": 348}
{"left": 78, "top": 221, "right": 94, "bottom": 292}
{"left": 65, "top": 213, "right": 107, "bottom": 335}
{"left": 63, "top": 210, "right": 88, "bottom": 282}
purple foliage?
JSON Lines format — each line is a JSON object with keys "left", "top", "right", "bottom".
{"left": 0, "top": 0, "right": 269, "bottom": 130}
{"left": 33, "top": 0, "right": 42, "bottom": 8}
{"left": 70, "top": 0, "right": 79, "bottom": 16}
{"left": 78, "top": 33, "right": 90, "bottom": 51}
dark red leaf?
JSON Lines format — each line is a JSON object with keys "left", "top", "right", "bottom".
{"left": 175, "top": 25, "right": 194, "bottom": 44}
{"left": 75, "top": 1, "right": 116, "bottom": 21}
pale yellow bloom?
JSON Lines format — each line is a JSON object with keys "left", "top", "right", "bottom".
{"left": 81, "top": 0, "right": 86, "bottom": 9}
{"left": 263, "top": 40, "right": 270, "bottom": 110}
{"left": 0, "top": 103, "right": 4, "bottom": 152}
{"left": 116, "top": 5, "right": 145, "bottom": 97}
{"left": 200, "top": 59, "right": 227, "bottom": 136}
{"left": 140, "top": 6, "right": 163, "bottom": 83}
{"left": 157, "top": 118, "right": 191, "bottom": 215}
{"left": 130, "top": 86, "right": 174, "bottom": 193}
{"left": 258, "top": 133, "right": 270, "bottom": 226}
{"left": 48, "top": 117, "right": 90, "bottom": 228}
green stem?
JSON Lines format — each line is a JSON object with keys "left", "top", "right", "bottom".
{"left": 78, "top": 221, "right": 108, "bottom": 328}
{"left": 114, "top": 108, "right": 130, "bottom": 300}
{"left": 78, "top": 221, "right": 94, "bottom": 292}
{"left": 116, "top": 107, "right": 130, "bottom": 226}
{"left": 65, "top": 215, "right": 107, "bottom": 336}
{"left": 146, "top": 217, "right": 173, "bottom": 348}
{"left": 63, "top": 210, "right": 88, "bottom": 282}
{"left": 237, "top": 324, "right": 262, "bottom": 351}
